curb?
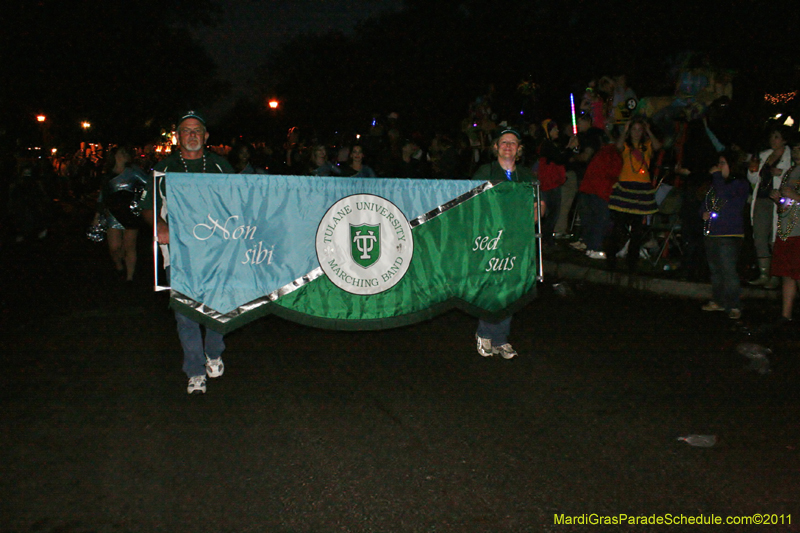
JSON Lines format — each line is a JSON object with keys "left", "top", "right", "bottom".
{"left": 543, "top": 260, "right": 780, "bottom": 302}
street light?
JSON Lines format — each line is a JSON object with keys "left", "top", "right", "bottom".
{"left": 81, "top": 121, "right": 91, "bottom": 130}
{"left": 36, "top": 114, "right": 51, "bottom": 151}
{"left": 268, "top": 99, "right": 279, "bottom": 110}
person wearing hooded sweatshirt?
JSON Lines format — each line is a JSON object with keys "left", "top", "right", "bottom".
{"left": 700, "top": 150, "right": 750, "bottom": 319}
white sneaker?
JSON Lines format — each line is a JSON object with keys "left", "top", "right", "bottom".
{"left": 701, "top": 301, "right": 725, "bottom": 312}
{"left": 586, "top": 250, "right": 606, "bottom": 259}
{"left": 205, "top": 355, "right": 224, "bottom": 378}
{"left": 493, "top": 343, "right": 517, "bottom": 359}
{"left": 570, "top": 241, "right": 587, "bottom": 251}
{"left": 476, "top": 334, "right": 493, "bottom": 357}
{"left": 187, "top": 375, "right": 207, "bottom": 394}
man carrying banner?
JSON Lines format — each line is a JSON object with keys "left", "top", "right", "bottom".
{"left": 472, "top": 127, "right": 544, "bottom": 359}
{"left": 141, "top": 111, "right": 235, "bottom": 394}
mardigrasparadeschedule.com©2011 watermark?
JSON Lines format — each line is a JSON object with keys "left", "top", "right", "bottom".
{"left": 554, "top": 513, "right": 792, "bottom": 527}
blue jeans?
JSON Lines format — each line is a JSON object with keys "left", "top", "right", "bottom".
{"left": 578, "top": 193, "right": 610, "bottom": 251}
{"left": 477, "top": 316, "right": 512, "bottom": 346}
{"left": 166, "top": 267, "right": 225, "bottom": 378}
{"left": 705, "top": 236, "right": 743, "bottom": 311}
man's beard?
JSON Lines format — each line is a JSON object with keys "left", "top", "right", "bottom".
{"left": 182, "top": 139, "right": 203, "bottom": 153}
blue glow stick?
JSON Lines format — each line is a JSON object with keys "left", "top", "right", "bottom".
{"left": 570, "top": 93, "right": 577, "bottom": 135}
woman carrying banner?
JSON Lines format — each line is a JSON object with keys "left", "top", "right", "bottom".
{"left": 472, "top": 127, "right": 544, "bottom": 359}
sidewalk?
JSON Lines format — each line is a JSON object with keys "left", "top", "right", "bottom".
{"left": 542, "top": 238, "right": 780, "bottom": 302}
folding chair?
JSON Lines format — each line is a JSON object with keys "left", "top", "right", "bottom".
{"left": 648, "top": 183, "right": 682, "bottom": 266}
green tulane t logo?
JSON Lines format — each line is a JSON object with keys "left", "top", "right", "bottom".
{"left": 316, "top": 193, "right": 413, "bottom": 296}
{"left": 350, "top": 224, "right": 380, "bottom": 268}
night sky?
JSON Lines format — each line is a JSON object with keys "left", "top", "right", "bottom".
{"left": 5, "top": 0, "right": 800, "bottom": 147}
{"left": 196, "top": 0, "right": 403, "bottom": 117}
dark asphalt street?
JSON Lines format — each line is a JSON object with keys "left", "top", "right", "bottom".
{"left": 2, "top": 201, "right": 799, "bottom": 532}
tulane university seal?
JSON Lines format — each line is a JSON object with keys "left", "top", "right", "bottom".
{"left": 316, "top": 194, "right": 414, "bottom": 295}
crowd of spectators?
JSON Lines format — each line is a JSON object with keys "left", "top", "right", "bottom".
{"left": 4, "top": 59, "right": 798, "bottom": 326}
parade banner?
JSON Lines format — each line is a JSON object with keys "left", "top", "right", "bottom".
{"left": 162, "top": 173, "right": 539, "bottom": 333}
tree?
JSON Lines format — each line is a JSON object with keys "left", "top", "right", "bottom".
{"left": 1, "top": 0, "right": 228, "bottom": 146}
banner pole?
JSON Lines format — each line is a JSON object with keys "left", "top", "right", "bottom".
{"left": 152, "top": 172, "right": 170, "bottom": 292}
{"left": 535, "top": 181, "right": 544, "bottom": 282}
{"left": 153, "top": 175, "right": 159, "bottom": 291}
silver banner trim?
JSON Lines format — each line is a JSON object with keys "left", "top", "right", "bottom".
{"left": 171, "top": 181, "right": 497, "bottom": 323}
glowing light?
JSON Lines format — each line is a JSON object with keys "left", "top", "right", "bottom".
{"left": 36, "top": 115, "right": 46, "bottom": 122}
{"left": 81, "top": 121, "right": 91, "bottom": 130}
{"left": 356, "top": 134, "right": 361, "bottom": 140}
{"left": 784, "top": 116, "right": 795, "bottom": 127}
{"left": 268, "top": 99, "right": 279, "bottom": 109}
{"left": 570, "top": 93, "right": 577, "bottom": 135}
{"left": 51, "top": 148, "right": 57, "bottom": 155}
{"left": 764, "top": 91, "right": 797, "bottom": 105}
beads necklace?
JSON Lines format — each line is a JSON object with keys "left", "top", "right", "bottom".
{"left": 629, "top": 143, "right": 648, "bottom": 175}
{"left": 703, "top": 187, "right": 726, "bottom": 236}
{"left": 180, "top": 153, "right": 207, "bottom": 173}
{"left": 777, "top": 163, "right": 800, "bottom": 241}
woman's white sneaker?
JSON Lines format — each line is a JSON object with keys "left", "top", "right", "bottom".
{"left": 493, "top": 343, "right": 517, "bottom": 359}
{"left": 205, "top": 355, "right": 225, "bottom": 378}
